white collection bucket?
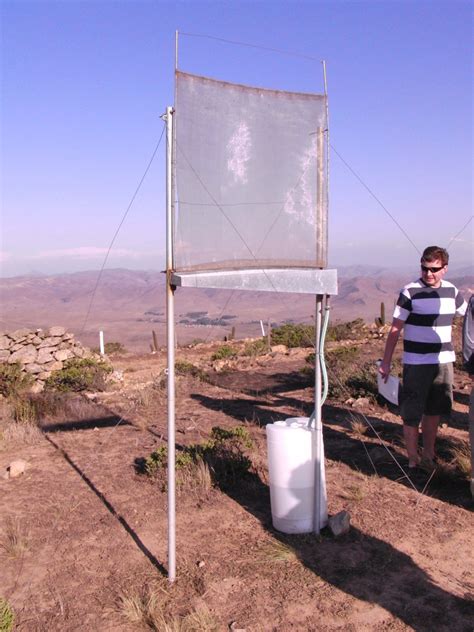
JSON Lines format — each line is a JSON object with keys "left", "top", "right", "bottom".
{"left": 266, "top": 417, "right": 327, "bottom": 534}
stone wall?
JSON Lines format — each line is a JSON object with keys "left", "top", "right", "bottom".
{"left": 0, "top": 326, "right": 95, "bottom": 393}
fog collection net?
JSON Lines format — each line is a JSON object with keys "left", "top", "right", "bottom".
{"left": 174, "top": 71, "right": 328, "bottom": 272}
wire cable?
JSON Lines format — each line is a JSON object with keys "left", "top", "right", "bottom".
{"left": 179, "top": 31, "right": 322, "bottom": 62}
{"left": 446, "top": 215, "right": 473, "bottom": 250}
{"left": 330, "top": 144, "right": 421, "bottom": 255}
{"left": 80, "top": 125, "right": 166, "bottom": 335}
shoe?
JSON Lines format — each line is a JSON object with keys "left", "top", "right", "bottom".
{"left": 420, "top": 456, "right": 437, "bottom": 473}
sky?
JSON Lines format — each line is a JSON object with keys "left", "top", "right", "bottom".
{"left": 1, "top": 0, "right": 472, "bottom": 278}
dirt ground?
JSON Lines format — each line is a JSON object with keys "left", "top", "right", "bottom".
{"left": 1, "top": 334, "right": 473, "bottom": 631}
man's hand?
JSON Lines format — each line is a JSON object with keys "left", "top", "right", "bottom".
{"left": 378, "top": 360, "right": 391, "bottom": 383}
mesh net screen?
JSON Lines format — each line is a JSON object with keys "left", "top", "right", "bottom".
{"left": 174, "top": 71, "right": 328, "bottom": 272}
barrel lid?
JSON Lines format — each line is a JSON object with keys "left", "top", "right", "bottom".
{"left": 270, "top": 417, "right": 311, "bottom": 429}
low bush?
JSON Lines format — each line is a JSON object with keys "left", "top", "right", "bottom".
{"left": 271, "top": 323, "right": 314, "bottom": 348}
{"left": 211, "top": 345, "right": 237, "bottom": 361}
{"left": 326, "top": 318, "right": 365, "bottom": 342}
{"left": 0, "top": 363, "right": 33, "bottom": 398}
{"left": 91, "top": 341, "right": 127, "bottom": 355}
{"left": 175, "top": 360, "right": 209, "bottom": 382}
{"left": 242, "top": 338, "right": 268, "bottom": 357}
{"left": 45, "top": 357, "right": 112, "bottom": 392}
{"left": 143, "top": 425, "right": 253, "bottom": 490}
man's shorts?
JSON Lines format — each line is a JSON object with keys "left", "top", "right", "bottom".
{"left": 401, "top": 363, "right": 453, "bottom": 427}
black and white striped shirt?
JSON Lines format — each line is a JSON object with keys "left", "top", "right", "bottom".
{"left": 393, "top": 279, "right": 467, "bottom": 365}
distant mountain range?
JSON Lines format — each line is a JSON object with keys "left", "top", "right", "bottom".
{"left": 1, "top": 268, "right": 472, "bottom": 352}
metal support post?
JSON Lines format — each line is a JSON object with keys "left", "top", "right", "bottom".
{"left": 313, "top": 294, "right": 323, "bottom": 534}
{"left": 165, "top": 105, "right": 176, "bottom": 582}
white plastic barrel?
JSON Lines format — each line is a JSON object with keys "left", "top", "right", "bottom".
{"left": 266, "top": 417, "right": 327, "bottom": 534}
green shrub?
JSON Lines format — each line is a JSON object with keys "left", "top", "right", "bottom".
{"left": 143, "top": 425, "right": 253, "bottom": 489}
{"left": 326, "top": 318, "right": 365, "bottom": 342}
{"left": 0, "top": 363, "right": 33, "bottom": 398}
{"left": 91, "top": 341, "right": 126, "bottom": 355}
{"left": 242, "top": 338, "right": 268, "bottom": 357}
{"left": 211, "top": 345, "right": 237, "bottom": 361}
{"left": 0, "top": 597, "right": 14, "bottom": 632}
{"left": 175, "top": 360, "right": 209, "bottom": 382}
{"left": 271, "top": 323, "right": 314, "bottom": 348}
{"left": 45, "top": 357, "right": 112, "bottom": 392}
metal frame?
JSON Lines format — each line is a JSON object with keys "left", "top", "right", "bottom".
{"left": 165, "top": 43, "right": 336, "bottom": 582}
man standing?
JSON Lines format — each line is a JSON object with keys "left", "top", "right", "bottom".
{"left": 379, "top": 246, "right": 467, "bottom": 469}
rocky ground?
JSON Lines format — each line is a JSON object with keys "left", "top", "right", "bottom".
{"left": 0, "top": 325, "right": 473, "bottom": 631}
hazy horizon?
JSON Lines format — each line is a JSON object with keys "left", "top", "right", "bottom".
{"left": 2, "top": 2, "right": 472, "bottom": 280}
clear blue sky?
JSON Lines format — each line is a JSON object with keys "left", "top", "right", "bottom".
{"left": 1, "top": 0, "right": 472, "bottom": 277}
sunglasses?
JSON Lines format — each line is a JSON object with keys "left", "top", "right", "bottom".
{"left": 421, "top": 264, "right": 445, "bottom": 273}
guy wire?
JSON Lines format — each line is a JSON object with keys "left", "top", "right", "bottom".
{"left": 80, "top": 124, "right": 166, "bottom": 335}
{"left": 179, "top": 31, "right": 322, "bottom": 62}
{"left": 330, "top": 144, "right": 421, "bottom": 255}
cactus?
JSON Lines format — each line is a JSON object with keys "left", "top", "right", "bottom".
{"left": 375, "top": 301, "right": 386, "bottom": 327}
{"left": 152, "top": 330, "right": 159, "bottom": 352}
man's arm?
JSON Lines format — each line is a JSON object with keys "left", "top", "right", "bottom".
{"left": 378, "top": 318, "right": 405, "bottom": 383}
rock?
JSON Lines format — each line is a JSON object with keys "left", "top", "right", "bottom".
{"left": 271, "top": 344, "right": 288, "bottom": 354}
{"left": 38, "top": 337, "right": 62, "bottom": 348}
{"left": 0, "top": 335, "right": 12, "bottom": 350}
{"left": 213, "top": 360, "right": 229, "bottom": 372}
{"left": 37, "top": 348, "right": 55, "bottom": 364}
{"left": 38, "top": 371, "right": 52, "bottom": 380}
{"left": 9, "top": 345, "right": 37, "bottom": 364}
{"left": 48, "top": 326, "right": 66, "bottom": 337}
{"left": 62, "top": 333, "right": 75, "bottom": 341}
{"left": 10, "top": 328, "right": 31, "bottom": 341}
{"left": 7, "top": 459, "right": 29, "bottom": 478}
{"left": 345, "top": 397, "right": 355, "bottom": 406}
{"left": 328, "top": 510, "right": 351, "bottom": 537}
{"left": 110, "top": 370, "right": 124, "bottom": 382}
{"left": 29, "top": 381, "right": 44, "bottom": 394}
{"left": 32, "top": 336, "right": 42, "bottom": 344}
{"left": 72, "top": 347, "right": 85, "bottom": 358}
{"left": 0, "top": 349, "right": 11, "bottom": 361}
{"left": 24, "top": 363, "right": 44, "bottom": 374}
{"left": 54, "top": 349, "right": 73, "bottom": 362}
{"left": 10, "top": 343, "right": 25, "bottom": 352}
{"left": 352, "top": 397, "right": 371, "bottom": 409}
{"left": 43, "top": 360, "right": 63, "bottom": 372}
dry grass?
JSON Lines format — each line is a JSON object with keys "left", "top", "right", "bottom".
{"left": 339, "top": 483, "right": 367, "bottom": 502}
{"left": 0, "top": 597, "right": 15, "bottom": 632}
{"left": 0, "top": 517, "right": 29, "bottom": 558}
{"left": 193, "top": 458, "right": 213, "bottom": 495}
{"left": 349, "top": 415, "right": 368, "bottom": 438}
{"left": 447, "top": 439, "right": 471, "bottom": 478}
{"left": 257, "top": 539, "right": 298, "bottom": 564}
{"left": 118, "top": 585, "right": 220, "bottom": 632}
{"left": 0, "top": 420, "right": 42, "bottom": 448}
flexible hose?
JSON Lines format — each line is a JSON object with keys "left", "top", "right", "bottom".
{"left": 320, "top": 296, "right": 331, "bottom": 405}
{"left": 307, "top": 294, "right": 331, "bottom": 427}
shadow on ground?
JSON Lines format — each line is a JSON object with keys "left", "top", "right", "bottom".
{"left": 224, "top": 472, "right": 474, "bottom": 632}
{"left": 192, "top": 392, "right": 473, "bottom": 510}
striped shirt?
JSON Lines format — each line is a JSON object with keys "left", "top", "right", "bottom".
{"left": 393, "top": 279, "right": 467, "bottom": 365}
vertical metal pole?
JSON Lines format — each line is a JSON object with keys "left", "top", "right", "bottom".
{"left": 322, "top": 61, "right": 329, "bottom": 269}
{"left": 314, "top": 295, "right": 323, "bottom": 534}
{"left": 99, "top": 330, "right": 105, "bottom": 356}
{"left": 175, "top": 30, "right": 179, "bottom": 71}
{"left": 165, "top": 105, "right": 176, "bottom": 582}
{"left": 316, "top": 127, "right": 325, "bottom": 267}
